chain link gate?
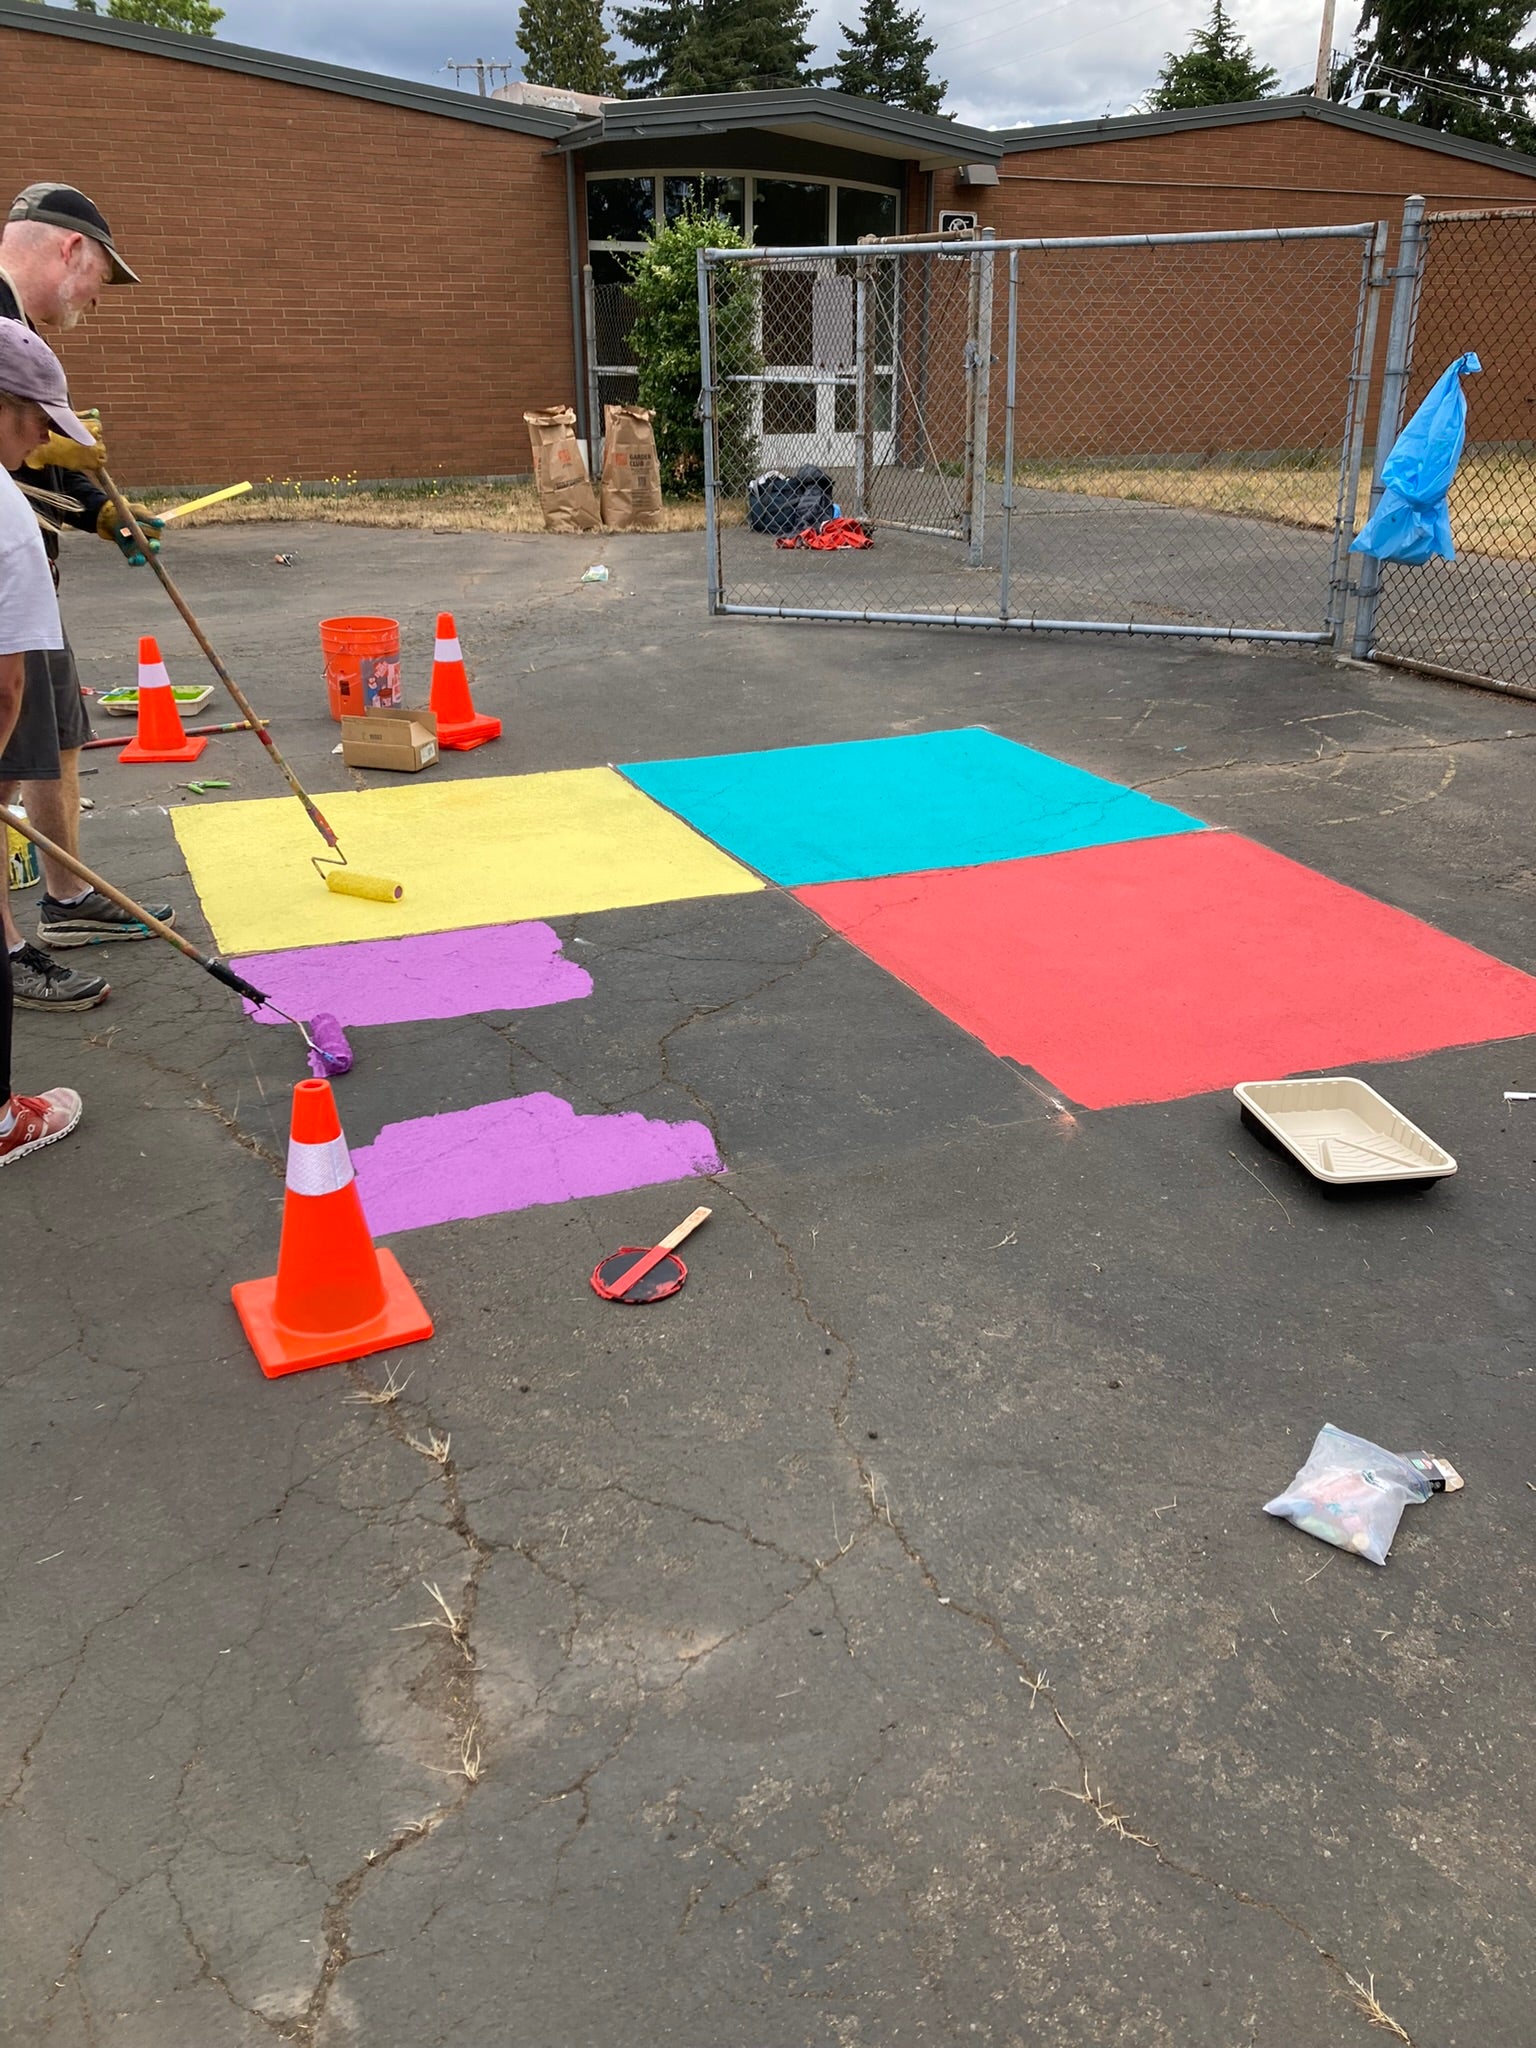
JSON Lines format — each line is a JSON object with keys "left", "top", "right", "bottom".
{"left": 699, "top": 221, "right": 1384, "bottom": 644}
{"left": 1361, "top": 203, "right": 1536, "bottom": 701}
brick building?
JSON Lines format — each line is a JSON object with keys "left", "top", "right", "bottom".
{"left": 1, "top": 0, "right": 1533, "bottom": 485}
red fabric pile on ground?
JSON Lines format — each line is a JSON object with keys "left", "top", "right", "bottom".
{"left": 774, "top": 517, "right": 873, "bottom": 551}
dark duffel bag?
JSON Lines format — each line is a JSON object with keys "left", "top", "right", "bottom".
{"left": 748, "top": 465, "right": 835, "bottom": 535}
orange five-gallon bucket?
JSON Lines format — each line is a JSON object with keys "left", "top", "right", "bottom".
{"left": 319, "top": 616, "right": 401, "bottom": 721}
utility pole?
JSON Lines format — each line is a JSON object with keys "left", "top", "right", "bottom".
{"left": 445, "top": 59, "right": 516, "bottom": 95}
{"left": 1314, "top": 0, "right": 1337, "bottom": 97}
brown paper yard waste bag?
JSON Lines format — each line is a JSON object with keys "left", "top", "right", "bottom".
{"left": 600, "top": 404, "right": 665, "bottom": 532}
{"left": 524, "top": 406, "right": 602, "bottom": 532}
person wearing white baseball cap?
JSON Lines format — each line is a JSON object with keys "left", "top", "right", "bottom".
{"left": 0, "top": 320, "right": 92, "bottom": 1165}
{"left": 0, "top": 320, "right": 97, "bottom": 447}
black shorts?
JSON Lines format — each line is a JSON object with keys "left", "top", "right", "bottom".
{"left": 0, "top": 638, "right": 93, "bottom": 782}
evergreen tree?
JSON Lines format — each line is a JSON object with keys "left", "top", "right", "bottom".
{"left": 617, "top": 0, "right": 818, "bottom": 94}
{"left": 517, "top": 0, "right": 623, "bottom": 95}
{"left": 69, "top": 0, "right": 225, "bottom": 30}
{"left": 1148, "top": 1, "right": 1279, "bottom": 107}
{"left": 673, "top": 0, "right": 819, "bottom": 90}
{"left": 1336, "top": 1, "right": 1536, "bottom": 153}
{"left": 833, "top": 0, "right": 946, "bottom": 113}
{"left": 615, "top": 0, "right": 696, "bottom": 93}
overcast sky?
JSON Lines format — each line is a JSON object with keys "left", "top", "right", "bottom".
{"left": 213, "top": 0, "right": 1347, "bottom": 129}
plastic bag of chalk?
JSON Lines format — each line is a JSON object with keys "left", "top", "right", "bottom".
{"left": 1264, "top": 1423, "right": 1463, "bottom": 1565}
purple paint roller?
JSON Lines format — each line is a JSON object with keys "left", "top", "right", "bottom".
{"left": 0, "top": 800, "right": 355, "bottom": 1078}
{"left": 213, "top": 969, "right": 353, "bottom": 1076}
{"left": 303, "top": 1011, "right": 353, "bottom": 1077}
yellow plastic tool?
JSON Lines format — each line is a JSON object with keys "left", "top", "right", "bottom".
{"left": 156, "top": 481, "right": 254, "bottom": 523}
{"left": 101, "top": 469, "right": 404, "bottom": 904}
{"left": 317, "top": 859, "right": 403, "bottom": 903}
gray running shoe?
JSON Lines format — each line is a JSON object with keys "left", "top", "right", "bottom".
{"left": 38, "top": 888, "right": 174, "bottom": 947}
{"left": 9, "top": 942, "right": 110, "bottom": 1010}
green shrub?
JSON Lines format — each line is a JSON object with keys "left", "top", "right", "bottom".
{"left": 628, "top": 208, "right": 760, "bottom": 497}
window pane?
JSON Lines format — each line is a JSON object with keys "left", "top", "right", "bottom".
{"left": 586, "top": 177, "right": 654, "bottom": 243}
{"left": 589, "top": 249, "right": 636, "bottom": 288}
{"left": 833, "top": 375, "right": 892, "bottom": 433}
{"left": 761, "top": 271, "right": 814, "bottom": 366}
{"left": 753, "top": 179, "right": 828, "bottom": 247}
{"left": 664, "top": 175, "right": 745, "bottom": 232}
{"left": 836, "top": 187, "right": 899, "bottom": 244}
{"left": 763, "top": 381, "right": 817, "bottom": 436}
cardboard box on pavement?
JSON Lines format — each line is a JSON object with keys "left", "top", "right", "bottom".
{"left": 341, "top": 707, "right": 439, "bottom": 773}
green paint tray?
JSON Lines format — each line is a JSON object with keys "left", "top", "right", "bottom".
{"left": 101, "top": 685, "right": 214, "bottom": 719}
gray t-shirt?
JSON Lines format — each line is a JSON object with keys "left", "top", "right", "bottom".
{"left": 0, "top": 467, "right": 63, "bottom": 656}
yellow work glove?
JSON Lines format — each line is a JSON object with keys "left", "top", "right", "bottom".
{"left": 25, "top": 411, "right": 107, "bottom": 475}
{"left": 96, "top": 499, "right": 164, "bottom": 567}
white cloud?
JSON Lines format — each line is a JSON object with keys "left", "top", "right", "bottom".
{"left": 214, "top": 0, "right": 1344, "bottom": 131}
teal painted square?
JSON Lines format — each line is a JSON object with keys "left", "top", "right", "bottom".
{"left": 621, "top": 727, "right": 1204, "bottom": 886}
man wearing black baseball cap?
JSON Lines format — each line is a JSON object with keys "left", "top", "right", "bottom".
{"left": 5, "top": 182, "right": 140, "bottom": 290}
{"left": 0, "top": 182, "right": 173, "bottom": 1007}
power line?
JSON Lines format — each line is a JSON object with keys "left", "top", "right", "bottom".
{"left": 939, "top": 0, "right": 1171, "bottom": 66}
{"left": 938, "top": 0, "right": 1084, "bottom": 62}
{"left": 1357, "top": 54, "right": 1534, "bottom": 116}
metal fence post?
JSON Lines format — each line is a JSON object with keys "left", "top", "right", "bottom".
{"left": 967, "top": 230, "right": 996, "bottom": 569}
{"left": 853, "top": 253, "right": 872, "bottom": 519}
{"left": 1351, "top": 195, "right": 1426, "bottom": 659}
{"left": 697, "top": 247, "right": 721, "bottom": 616}
{"left": 582, "top": 263, "right": 603, "bottom": 480}
{"left": 1326, "top": 220, "right": 1387, "bottom": 648}
{"left": 999, "top": 252, "right": 1020, "bottom": 619}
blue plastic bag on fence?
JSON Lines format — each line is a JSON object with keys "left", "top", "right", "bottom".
{"left": 1351, "top": 351, "right": 1481, "bottom": 565}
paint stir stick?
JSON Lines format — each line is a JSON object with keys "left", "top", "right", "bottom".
{"left": 591, "top": 1207, "right": 712, "bottom": 1304}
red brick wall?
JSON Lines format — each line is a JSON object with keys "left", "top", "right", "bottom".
{"left": 940, "top": 116, "right": 1536, "bottom": 238}
{"left": 925, "top": 120, "right": 1536, "bottom": 461}
{"left": 0, "top": 27, "right": 575, "bottom": 483}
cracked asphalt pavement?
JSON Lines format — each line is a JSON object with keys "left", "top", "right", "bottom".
{"left": 4, "top": 524, "right": 1534, "bottom": 2048}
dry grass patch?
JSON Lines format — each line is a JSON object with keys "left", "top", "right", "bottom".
{"left": 395, "top": 1581, "right": 474, "bottom": 1663}
{"left": 1017, "top": 454, "right": 1536, "bottom": 559}
{"left": 143, "top": 480, "right": 715, "bottom": 535}
{"left": 145, "top": 456, "right": 1535, "bottom": 560}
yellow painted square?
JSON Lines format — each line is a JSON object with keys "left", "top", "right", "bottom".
{"left": 171, "top": 766, "right": 764, "bottom": 954}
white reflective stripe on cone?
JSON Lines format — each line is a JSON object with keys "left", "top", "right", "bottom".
{"left": 286, "top": 1133, "right": 355, "bottom": 1197}
{"left": 434, "top": 639, "right": 463, "bottom": 664}
{"left": 138, "top": 665, "right": 173, "bottom": 689}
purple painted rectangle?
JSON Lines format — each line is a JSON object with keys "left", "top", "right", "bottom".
{"left": 352, "top": 1092, "right": 722, "bottom": 1234}
{"left": 235, "top": 923, "right": 592, "bottom": 1030}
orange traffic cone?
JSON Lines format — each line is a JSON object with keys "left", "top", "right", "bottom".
{"left": 428, "top": 612, "right": 501, "bottom": 750}
{"left": 231, "top": 1077, "right": 433, "bottom": 1377}
{"left": 119, "top": 637, "right": 207, "bottom": 764}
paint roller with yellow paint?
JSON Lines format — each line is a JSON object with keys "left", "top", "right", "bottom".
{"left": 101, "top": 471, "right": 404, "bottom": 903}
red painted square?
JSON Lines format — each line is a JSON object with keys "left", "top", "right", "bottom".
{"left": 796, "top": 833, "right": 1536, "bottom": 1109}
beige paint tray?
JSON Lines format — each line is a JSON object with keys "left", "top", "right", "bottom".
{"left": 1234, "top": 1077, "right": 1457, "bottom": 1186}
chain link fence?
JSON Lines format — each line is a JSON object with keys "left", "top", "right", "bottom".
{"left": 1368, "top": 206, "right": 1536, "bottom": 700}
{"left": 700, "top": 222, "right": 1383, "bottom": 644}
{"left": 582, "top": 267, "right": 641, "bottom": 471}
